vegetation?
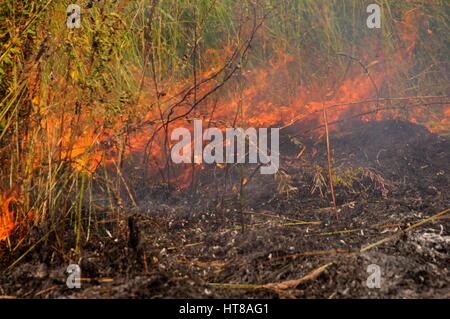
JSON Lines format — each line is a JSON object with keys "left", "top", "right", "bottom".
{"left": 0, "top": 0, "right": 448, "bottom": 268}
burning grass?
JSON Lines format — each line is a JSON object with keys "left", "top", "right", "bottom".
{"left": 0, "top": 0, "right": 449, "bottom": 298}
{"left": 0, "top": 193, "right": 15, "bottom": 242}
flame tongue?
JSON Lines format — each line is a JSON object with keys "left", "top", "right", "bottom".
{"left": 0, "top": 194, "right": 16, "bottom": 241}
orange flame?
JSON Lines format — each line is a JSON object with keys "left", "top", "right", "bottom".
{"left": 0, "top": 193, "right": 16, "bottom": 241}
{"left": 30, "top": 8, "right": 448, "bottom": 188}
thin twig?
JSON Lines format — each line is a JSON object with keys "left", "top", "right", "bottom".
{"left": 322, "top": 101, "right": 338, "bottom": 221}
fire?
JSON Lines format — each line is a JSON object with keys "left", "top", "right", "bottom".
{"left": 0, "top": 193, "right": 16, "bottom": 241}
{"left": 428, "top": 105, "right": 450, "bottom": 134}
{"left": 113, "top": 8, "right": 446, "bottom": 187}
{"left": 25, "top": 8, "right": 449, "bottom": 189}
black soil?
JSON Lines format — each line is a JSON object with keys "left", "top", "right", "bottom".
{"left": 1, "top": 120, "right": 449, "bottom": 298}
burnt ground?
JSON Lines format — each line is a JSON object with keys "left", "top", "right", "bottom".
{"left": 0, "top": 120, "right": 449, "bottom": 298}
